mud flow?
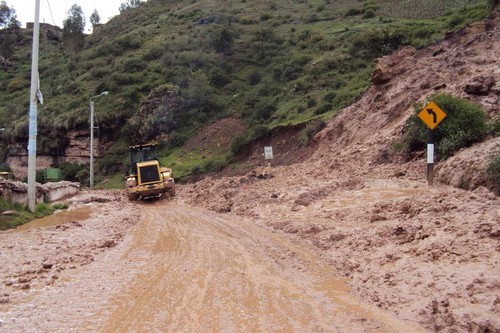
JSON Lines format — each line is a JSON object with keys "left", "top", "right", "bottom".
{"left": 96, "top": 204, "right": 429, "bottom": 333}
{"left": 15, "top": 206, "right": 94, "bottom": 231}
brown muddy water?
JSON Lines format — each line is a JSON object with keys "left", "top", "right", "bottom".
{"left": 15, "top": 206, "right": 94, "bottom": 231}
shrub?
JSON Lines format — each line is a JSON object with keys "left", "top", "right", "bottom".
{"left": 34, "top": 203, "right": 54, "bottom": 218}
{"left": 297, "top": 119, "right": 325, "bottom": 145}
{"left": 485, "top": 154, "right": 500, "bottom": 195}
{"left": 260, "top": 13, "right": 272, "bottom": 21}
{"left": 123, "top": 57, "right": 147, "bottom": 72}
{"left": 350, "top": 27, "right": 410, "bottom": 58}
{"left": 230, "top": 125, "right": 270, "bottom": 155}
{"left": 363, "top": 9, "right": 376, "bottom": 19}
{"left": 345, "top": 8, "right": 363, "bottom": 16}
{"left": 169, "top": 131, "right": 190, "bottom": 148}
{"left": 399, "top": 94, "right": 488, "bottom": 160}
{"left": 307, "top": 97, "right": 317, "bottom": 108}
{"left": 6, "top": 78, "right": 28, "bottom": 93}
{"left": 248, "top": 71, "right": 262, "bottom": 85}
{"left": 314, "top": 102, "right": 332, "bottom": 115}
{"left": 230, "top": 134, "right": 248, "bottom": 155}
{"left": 60, "top": 162, "right": 86, "bottom": 182}
{"left": 143, "top": 45, "right": 165, "bottom": 61}
{"left": 254, "top": 98, "right": 277, "bottom": 120}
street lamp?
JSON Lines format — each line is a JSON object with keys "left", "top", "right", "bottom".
{"left": 89, "top": 91, "right": 108, "bottom": 189}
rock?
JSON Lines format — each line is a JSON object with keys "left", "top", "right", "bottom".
{"left": 371, "top": 65, "right": 393, "bottom": 85}
{"left": 1, "top": 210, "right": 18, "bottom": 216}
{"left": 464, "top": 76, "right": 495, "bottom": 95}
{"left": 42, "top": 262, "right": 54, "bottom": 269}
{"left": 100, "top": 240, "right": 117, "bottom": 248}
{"left": 370, "top": 214, "right": 387, "bottom": 223}
{"left": 18, "top": 277, "right": 30, "bottom": 284}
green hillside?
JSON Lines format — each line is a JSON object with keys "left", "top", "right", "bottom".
{"left": 0, "top": 0, "right": 491, "bottom": 184}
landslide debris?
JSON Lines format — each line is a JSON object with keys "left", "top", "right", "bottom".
{"left": 177, "top": 9, "right": 500, "bottom": 332}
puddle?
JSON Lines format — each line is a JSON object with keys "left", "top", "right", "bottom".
{"left": 15, "top": 206, "right": 94, "bottom": 231}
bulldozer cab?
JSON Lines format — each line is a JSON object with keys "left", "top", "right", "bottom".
{"left": 130, "top": 143, "right": 158, "bottom": 173}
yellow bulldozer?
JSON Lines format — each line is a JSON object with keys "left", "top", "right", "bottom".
{"left": 125, "top": 143, "right": 175, "bottom": 201}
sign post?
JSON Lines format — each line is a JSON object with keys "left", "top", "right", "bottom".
{"left": 418, "top": 101, "right": 447, "bottom": 186}
{"left": 264, "top": 146, "right": 273, "bottom": 167}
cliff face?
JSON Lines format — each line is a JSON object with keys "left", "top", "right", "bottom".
{"left": 6, "top": 130, "right": 100, "bottom": 179}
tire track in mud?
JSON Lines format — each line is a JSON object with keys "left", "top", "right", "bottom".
{"left": 100, "top": 203, "right": 430, "bottom": 333}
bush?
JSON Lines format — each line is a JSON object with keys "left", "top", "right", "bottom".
{"left": 6, "top": 78, "right": 28, "bottom": 93}
{"left": 350, "top": 27, "right": 410, "bottom": 58}
{"left": 486, "top": 154, "right": 500, "bottom": 195}
{"left": 363, "top": 9, "right": 376, "bottom": 19}
{"left": 169, "top": 131, "right": 190, "bottom": 148}
{"left": 60, "top": 162, "right": 86, "bottom": 182}
{"left": 123, "top": 57, "right": 147, "bottom": 72}
{"left": 345, "top": 8, "right": 363, "bottom": 16}
{"left": 297, "top": 119, "right": 325, "bottom": 145}
{"left": 248, "top": 71, "right": 262, "bottom": 85}
{"left": 314, "top": 102, "right": 332, "bottom": 115}
{"left": 399, "top": 94, "right": 488, "bottom": 160}
{"left": 254, "top": 98, "right": 277, "bottom": 120}
{"left": 143, "top": 45, "right": 165, "bottom": 61}
{"left": 230, "top": 125, "right": 270, "bottom": 155}
{"left": 209, "top": 68, "right": 231, "bottom": 87}
{"left": 34, "top": 203, "right": 54, "bottom": 218}
{"left": 230, "top": 134, "right": 248, "bottom": 155}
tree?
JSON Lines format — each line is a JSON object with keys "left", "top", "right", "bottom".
{"left": 210, "top": 26, "right": 235, "bottom": 56}
{"left": 63, "top": 4, "right": 85, "bottom": 54}
{"left": 0, "top": 1, "right": 20, "bottom": 70}
{"left": 119, "top": 0, "right": 142, "bottom": 13}
{"left": 89, "top": 9, "right": 100, "bottom": 30}
{"left": 254, "top": 27, "right": 274, "bottom": 59}
{"left": 0, "top": 1, "right": 19, "bottom": 30}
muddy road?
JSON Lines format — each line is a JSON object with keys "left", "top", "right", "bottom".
{"left": 0, "top": 194, "right": 429, "bottom": 332}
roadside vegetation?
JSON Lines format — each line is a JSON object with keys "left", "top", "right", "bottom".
{"left": 396, "top": 94, "right": 492, "bottom": 160}
{"left": 0, "top": 0, "right": 493, "bottom": 186}
{"left": 0, "top": 199, "right": 68, "bottom": 230}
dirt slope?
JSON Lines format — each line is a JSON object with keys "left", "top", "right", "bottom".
{"left": 177, "top": 9, "right": 500, "bottom": 332}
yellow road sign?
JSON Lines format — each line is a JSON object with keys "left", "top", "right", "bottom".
{"left": 418, "top": 101, "right": 447, "bottom": 130}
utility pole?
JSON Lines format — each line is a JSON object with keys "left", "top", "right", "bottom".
{"left": 27, "top": 0, "right": 40, "bottom": 212}
{"left": 89, "top": 91, "right": 108, "bottom": 189}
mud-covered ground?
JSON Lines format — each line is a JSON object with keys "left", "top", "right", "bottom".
{"left": 178, "top": 167, "right": 499, "bottom": 332}
{"left": 0, "top": 190, "right": 431, "bottom": 333}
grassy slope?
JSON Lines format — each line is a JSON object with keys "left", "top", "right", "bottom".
{"left": 0, "top": 0, "right": 490, "bottom": 186}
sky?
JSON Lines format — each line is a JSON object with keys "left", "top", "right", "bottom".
{"left": 10, "top": 0, "right": 126, "bottom": 32}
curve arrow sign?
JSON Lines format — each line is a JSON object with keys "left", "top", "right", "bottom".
{"left": 427, "top": 108, "right": 437, "bottom": 123}
{"left": 418, "top": 101, "right": 447, "bottom": 130}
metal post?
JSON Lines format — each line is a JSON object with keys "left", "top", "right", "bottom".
{"left": 427, "top": 129, "right": 435, "bottom": 186}
{"left": 89, "top": 98, "right": 94, "bottom": 189}
{"left": 27, "top": 0, "right": 40, "bottom": 211}
{"left": 89, "top": 91, "right": 108, "bottom": 190}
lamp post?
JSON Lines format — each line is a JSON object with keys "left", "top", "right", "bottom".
{"left": 89, "top": 91, "right": 108, "bottom": 189}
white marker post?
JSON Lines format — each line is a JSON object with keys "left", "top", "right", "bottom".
{"left": 264, "top": 146, "right": 273, "bottom": 167}
{"left": 427, "top": 130, "right": 434, "bottom": 186}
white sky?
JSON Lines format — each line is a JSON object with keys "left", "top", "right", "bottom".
{"left": 11, "top": 0, "right": 126, "bottom": 32}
